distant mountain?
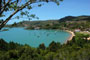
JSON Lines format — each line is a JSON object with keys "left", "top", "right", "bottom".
{"left": 59, "top": 15, "right": 90, "bottom": 22}
{"left": 59, "top": 16, "right": 76, "bottom": 22}
{"left": 6, "top": 15, "right": 90, "bottom": 28}
{"left": 16, "top": 20, "right": 59, "bottom": 27}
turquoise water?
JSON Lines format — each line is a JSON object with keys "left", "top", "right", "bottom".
{"left": 0, "top": 28, "right": 70, "bottom": 47}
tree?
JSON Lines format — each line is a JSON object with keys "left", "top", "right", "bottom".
{"left": 38, "top": 43, "right": 46, "bottom": 50}
{"left": 11, "top": 22, "right": 17, "bottom": 27}
{"left": 0, "top": 39, "right": 8, "bottom": 51}
{"left": 0, "top": 0, "right": 63, "bottom": 30}
{"left": 48, "top": 41, "right": 61, "bottom": 52}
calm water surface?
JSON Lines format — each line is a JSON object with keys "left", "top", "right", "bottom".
{"left": 0, "top": 28, "right": 70, "bottom": 47}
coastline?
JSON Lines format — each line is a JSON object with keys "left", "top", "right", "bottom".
{"left": 65, "top": 30, "right": 75, "bottom": 43}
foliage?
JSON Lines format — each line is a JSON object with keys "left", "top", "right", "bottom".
{"left": 0, "top": 33, "right": 90, "bottom": 60}
{"left": 9, "top": 15, "right": 90, "bottom": 31}
{"left": 0, "top": 0, "right": 63, "bottom": 30}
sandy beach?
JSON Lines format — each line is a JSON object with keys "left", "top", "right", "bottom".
{"left": 65, "top": 30, "right": 75, "bottom": 43}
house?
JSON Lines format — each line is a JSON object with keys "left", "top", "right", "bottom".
{"left": 74, "top": 29, "right": 81, "bottom": 32}
{"left": 87, "top": 37, "right": 90, "bottom": 40}
{"left": 34, "top": 27, "right": 40, "bottom": 30}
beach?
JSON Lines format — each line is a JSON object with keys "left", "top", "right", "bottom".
{"left": 65, "top": 30, "right": 75, "bottom": 43}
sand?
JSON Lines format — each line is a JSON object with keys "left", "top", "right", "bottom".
{"left": 65, "top": 30, "right": 75, "bottom": 43}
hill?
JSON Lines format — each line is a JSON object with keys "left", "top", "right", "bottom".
{"left": 6, "top": 15, "right": 90, "bottom": 31}
{"left": 59, "top": 15, "right": 90, "bottom": 22}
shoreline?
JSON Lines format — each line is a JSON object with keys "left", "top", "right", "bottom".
{"left": 65, "top": 30, "right": 75, "bottom": 43}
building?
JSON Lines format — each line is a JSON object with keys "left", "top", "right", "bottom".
{"left": 74, "top": 29, "right": 81, "bottom": 32}
{"left": 34, "top": 27, "right": 40, "bottom": 30}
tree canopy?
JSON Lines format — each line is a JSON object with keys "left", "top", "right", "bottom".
{"left": 0, "top": 0, "right": 63, "bottom": 30}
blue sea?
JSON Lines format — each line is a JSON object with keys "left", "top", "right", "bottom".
{"left": 0, "top": 28, "right": 70, "bottom": 47}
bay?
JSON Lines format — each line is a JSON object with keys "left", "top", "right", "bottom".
{"left": 0, "top": 28, "right": 70, "bottom": 47}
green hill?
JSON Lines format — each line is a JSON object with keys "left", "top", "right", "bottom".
{"left": 6, "top": 15, "right": 90, "bottom": 31}
{"left": 59, "top": 15, "right": 90, "bottom": 22}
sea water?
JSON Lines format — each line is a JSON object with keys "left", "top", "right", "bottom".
{"left": 0, "top": 28, "right": 70, "bottom": 47}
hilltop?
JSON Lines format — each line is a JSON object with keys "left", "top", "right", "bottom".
{"left": 6, "top": 15, "right": 90, "bottom": 31}
{"left": 59, "top": 15, "right": 90, "bottom": 22}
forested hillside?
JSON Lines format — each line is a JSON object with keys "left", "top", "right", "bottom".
{"left": 59, "top": 15, "right": 90, "bottom": 22}
{"left": 6, "top": 15, "right": 90, "bottom": 31}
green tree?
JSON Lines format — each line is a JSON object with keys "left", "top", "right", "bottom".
{"left": 11, "top": 22, "right": 17, "bottom": 27}
{"left": 48, "top": 41, "right": 61, "bottom": 52}
{"left": 38, "top": 43, "right": 46, "bottom": 50}
{"left": 0, "top": 39, "right": 8, "bottom": 51}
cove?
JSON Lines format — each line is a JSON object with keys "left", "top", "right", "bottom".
{"left": 0, "top": 28, "right": 70, "bottom": 47}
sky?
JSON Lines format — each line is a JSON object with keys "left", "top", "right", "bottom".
{"left": 2, "top": 0, "right": 90, "bottom": 24}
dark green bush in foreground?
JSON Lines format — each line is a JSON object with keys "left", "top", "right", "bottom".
{"left": 0, "top": 33, "right": 90, "bottom": 60}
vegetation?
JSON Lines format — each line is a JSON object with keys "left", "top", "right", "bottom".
{"left": 8, "top": 15, "right": 90, "bottom": 31}
{"left": 0, "top": 0, "right": 63, "bottom": 30}
{"left": 0, "top": 33, "right": 90, "bottom": 60}
{"left": 0, "top": 1, "right": 90, "bottom": 60}
{"left": 2, "top": 29, "right": 9, "bottom": 31}
{"left": 59, "top": 15, "right": 90, "bottom": 21}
